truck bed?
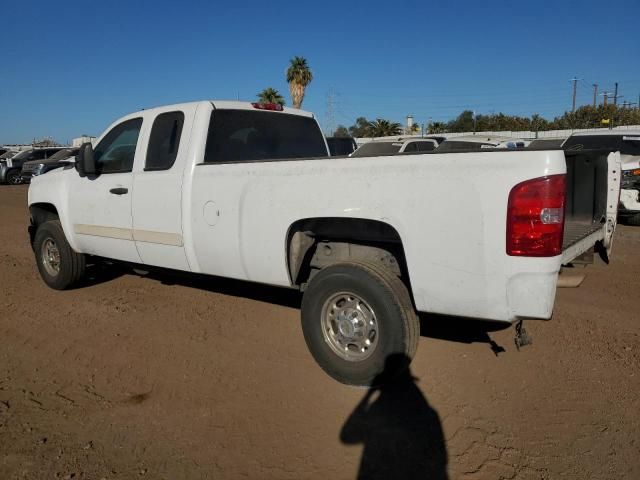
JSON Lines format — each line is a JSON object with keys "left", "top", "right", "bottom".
{"left": 560, "top": 149, "right": 611, "bottom": 264}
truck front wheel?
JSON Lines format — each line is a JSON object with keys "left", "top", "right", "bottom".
{"left": 301, "top": 262, "right": 419, "bottom": 386}
{"left": 34, "top": 220, "right": 85, "bottom": 290}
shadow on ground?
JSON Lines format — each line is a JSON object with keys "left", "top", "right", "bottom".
{"left": 81, "top": 261, "right": 510, "bottom": 351}
{"left": 341, "top": 354, "right": 448, "bottom": 480}
{"left": 419, "top": 313, "right": 509, "bottom": 355}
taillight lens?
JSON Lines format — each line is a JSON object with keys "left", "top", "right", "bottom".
{"left": 506, "top": 175, "right": 566, "bottom": 257}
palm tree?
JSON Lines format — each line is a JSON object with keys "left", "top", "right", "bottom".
{"left": 257, "top": 87, "right": 285, "bottom": 106}
{"left": 368, "top": 119, "right": 402, "bottom": 137}
{"left": 286, "top": 56, "right": 313, "bottom": 109}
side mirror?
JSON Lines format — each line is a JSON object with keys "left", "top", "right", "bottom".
{"left": 76, "top": 142, "right": 96, "bottom": 177}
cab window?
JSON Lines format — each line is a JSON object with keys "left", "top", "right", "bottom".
{"left": 94, "top": 118, "right": 143, "bottom": 174}
{"left": 145, "top": 111, "right": 184, "bottom": 170}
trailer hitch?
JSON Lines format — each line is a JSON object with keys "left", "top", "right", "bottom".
{"left": 514, "top": 320, "right": 532, "bottom": 350}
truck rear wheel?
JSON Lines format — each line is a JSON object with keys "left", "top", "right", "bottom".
{"left": 34, "top": 220, "right": 85, "bottom": 290}
{"left": 301, "top": 261, "right": 419, "bottom": 386}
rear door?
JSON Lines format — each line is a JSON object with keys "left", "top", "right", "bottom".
{"left": 131, "top": 105, "right": 196, "bottom": 271}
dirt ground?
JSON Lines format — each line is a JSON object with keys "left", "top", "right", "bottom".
{"left": 0, "top": 185, "right": 638, "bottom": 480}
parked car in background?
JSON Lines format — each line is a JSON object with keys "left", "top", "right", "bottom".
{"left": 21, "top": 147, "right": 78, "bottom": 183}
{"left": 1, "top": 147, "right": 63, "bottom": 184}
{"left": 0, "top": 150, "right": 18, "bottom": 162}
{"left": 326, "top": 136, "right": 357, "bottom": 156}
{"left": 563, "top": 131, "right": 640, "bottom": 225}
{"left": 435, "top": 135, "right": 529, "bottom": 152}
{"left": 350, "top": 138, "right": 438, "bottom": 157}
{"left": 528, "top": 138, "right": 567, "bottom": 149}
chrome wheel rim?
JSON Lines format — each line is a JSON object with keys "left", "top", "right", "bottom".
{"left": 8, "top": 173, "right": 21, "bottom": 185}
{"left": 41, "top": 238, "right": 61, "bottom": 276}
{"left": 321, "top": 291, "right": 379, "bottom": 362}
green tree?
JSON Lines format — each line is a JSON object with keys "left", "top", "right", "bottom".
{"left": 447, "top": 110, "right": 475, "bottom": 132}
{"left": 286, "top": 56, "right": 313, "bottom": 109}
{"left": 427, "top": 121, "right": 447, "bottom": 134}
{"left": 256, "top": 87, "right": 285, "bottom": 106}
{"left": 348, "top": 117, "right": 371, "bottom": 137}
{"left": 333, "top": 125, "right": 350, "bottom": 137}
{"left": 368, "top": 119, "right": 402, "bottom": 137}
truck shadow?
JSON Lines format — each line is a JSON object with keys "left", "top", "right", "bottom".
{"left": 138, "top": 267, "right": 303, "bottom": 309}
{"left": 341, "top": 354, "right": 448, "bottom": 480}
{"left": 81, "top": 261, "right": 509, "bottom": 351}
{"left": 419, "top": 313, "right": 508, "bottom": 355}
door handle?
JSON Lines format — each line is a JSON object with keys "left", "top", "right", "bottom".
{"left": 109, "top": 187, "right": 129, "bottom": 195}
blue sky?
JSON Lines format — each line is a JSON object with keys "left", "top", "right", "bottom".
{"left": 1, "top": 0, "right": 639, "bottom": 143}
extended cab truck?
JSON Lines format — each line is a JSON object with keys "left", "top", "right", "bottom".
{"left": 27, "top": 101, "right": 621, "bottom": 386}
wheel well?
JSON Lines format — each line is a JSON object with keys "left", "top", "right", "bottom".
{"left": 29, "top": 203, "right": 59, "bottom": 246}
{"left": 286, "top": 217, "right": 413, "bottom": 294}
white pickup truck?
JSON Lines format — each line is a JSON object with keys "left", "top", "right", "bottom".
{"left": 28, "top": 101, "right": 621, "bottom": 385}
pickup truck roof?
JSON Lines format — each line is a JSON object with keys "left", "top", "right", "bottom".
{"left": 135, "top": 100, "right": 316, "bottom": 119}
{"left": 568, "top": 129, "right": 640, "bottom": 137}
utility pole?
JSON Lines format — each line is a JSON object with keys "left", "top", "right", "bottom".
{"left": 613, "top": 82, "right": 619, "bottom": 105}
{"left": 592, "top": 84, "right": 598, "bottom": 106}
{"left": 570, "top": 77, "right": 579, "bottom": 112}
{"left": 325, "top": 89, "right": 336, "bottom": 136}
{"left": 601, "top": 91, "right": 610, "bottom": 106}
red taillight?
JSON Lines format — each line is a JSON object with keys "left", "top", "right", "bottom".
{"left": 251, "top": 102, "right": 283, "bottom": 111}
{"left": 506, "top": 175, "right": 566, "bottom": 257}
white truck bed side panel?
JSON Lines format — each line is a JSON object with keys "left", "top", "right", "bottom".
{"left": 189, "top": 150, "right": 566, "bottom": 323}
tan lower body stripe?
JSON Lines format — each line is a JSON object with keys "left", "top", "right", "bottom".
{"left": 74, "top": 224, "right": 183, "bottom": 247}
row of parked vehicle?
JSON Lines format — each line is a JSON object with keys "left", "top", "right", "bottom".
{"left": 326, "top": 131, "right": 640, "bottom": 225}
{"left": 3, "top": 131, "right": 640, "bottom": 227}
{"left": 0, "top": 147, "right": 78, "bottom": 185}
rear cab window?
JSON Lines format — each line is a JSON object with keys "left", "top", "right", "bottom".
{"left": 146, "top": 111, "right": 185, "bottom": 170}
{"left": 204, "top": 109, "right": 328, "bottom": 163}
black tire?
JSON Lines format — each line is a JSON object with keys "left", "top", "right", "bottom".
{"left": 5, "top": 169, "right": 22, "bottom": 185}
{"left": 33, "top": 220, "right": 85, "bottom": 290}
{"left": 301, "top": 261, "right": 419, "bottom": 386}
{"left": 627, "top": 213, "right": 640, "bottom": 226}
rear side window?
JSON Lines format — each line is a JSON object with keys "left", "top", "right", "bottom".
{"left": 94, "top": 118, "right": 143, "bottom": 174}
{"left": 204, "top": 110, "right": 328, "bottom": 163}
{"left": 416, "top": 141, "right": 435, "bottom": 152}
{"left": 351, "top": 142, "right": 403, "bottom": 157}
{"left": 146, "top": 111, "right": 185, "bottom": 170}
{"left": 403, "top": 142, "right": 418, "bottom": 152}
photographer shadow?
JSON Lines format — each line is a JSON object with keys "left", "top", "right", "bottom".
{"left": 340, "top": 354, "right": 448, "bottom": 480}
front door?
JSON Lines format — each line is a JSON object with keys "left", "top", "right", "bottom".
{"left": 67, "top": 117, "right": 144, "bottom": 263}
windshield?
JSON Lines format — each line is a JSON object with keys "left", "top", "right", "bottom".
{"left": 46, "top": 148, "right": 78, "bottom": 161}
{"left": 435, "top": 141, "right": 495, "bottom": 152}
{"left": 204, "top": 110, "right": 328, "bottom": 163}
{"left": 12, "top": 150, "right": 34, "bottom": 161}
{"left": 351, "top": 142, "right": 403, "bottom": 157}
{"left": 0, "top": 151, "right": 17, "bottom": 160}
